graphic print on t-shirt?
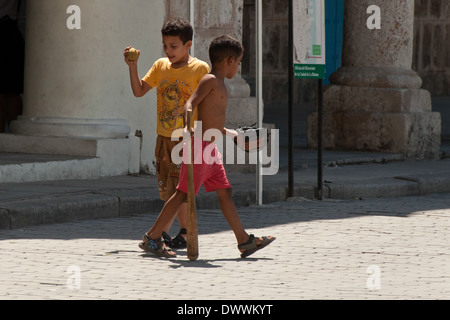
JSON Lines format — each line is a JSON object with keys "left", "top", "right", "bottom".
{"left": 158, "top": 79, "right": 193, "bottom": 132}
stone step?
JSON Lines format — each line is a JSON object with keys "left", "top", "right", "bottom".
{"left": 0, "top": 152, "right": 102, "bottom": 183}
{"left": 0, "top": 134, "right": 141, "bottom": 181}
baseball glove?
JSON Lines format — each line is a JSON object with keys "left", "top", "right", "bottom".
{"left": 233, "top": 126, "right": 269, "bottom": 153}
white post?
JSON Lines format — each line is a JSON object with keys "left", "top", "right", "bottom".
{"left": 190, "top": 0, "right": 195, "bottom": 58}
{"left": 256, "top": 0, "right": 263, "bottom": 205}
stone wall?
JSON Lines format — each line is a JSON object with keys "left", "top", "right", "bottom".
{"left": 413, "top": 0, "right": 450, "bottom": 96}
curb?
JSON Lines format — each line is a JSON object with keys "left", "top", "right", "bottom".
{"left": 1, "top": 171, "right": 450, "bottom": 231}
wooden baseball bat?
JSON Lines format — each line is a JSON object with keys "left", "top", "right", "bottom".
{"left": 185, "top": 110, "right": 199, "bottom": 261}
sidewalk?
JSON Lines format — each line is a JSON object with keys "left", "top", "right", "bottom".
{"left": 1, "top": 146, "right": 450, "bottom": 230}
{"left": 1, "top": 192, "right": 449, "bottom": 300}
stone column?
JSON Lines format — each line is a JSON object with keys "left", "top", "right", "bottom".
{"left": 10, "top": 0, "right": 131, "bottom": 139}
{"left": 307, "top": 0, "right": 441, "bottom": 159}
{"left": 1, "top": 0, "right": 167, "bottom": 177}
{"left": 167, "top": 0, "right": 257, "bottom": 128}
{"left": 194, "top": 0, "right": 257, "bottom": 128}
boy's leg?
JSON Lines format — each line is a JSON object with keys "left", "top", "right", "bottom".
{"left": 164, "top": 169, "right": 188, "bottom": 235}
{"left": 139, "top": 189, "right": 187, "bottom": 257}
{"left": 215, "top": 188, "right": 249, "bottom": 245}
{"left": 144, "top": 189, "right": 187, "bottom": 240}
{"left": 160, "top": 137, "right": 188, "bottom": 236}
{"left": 160, "top": 201, "right": 188, "bottom": 248}
{"left": 215, "top": 188, "right": 275, "bottom": 256}
{"left": 172, "top": 202, "right": 188, "bottom": 246}
{"left": 176, "top": 203, "right": 188, "bottom": 228}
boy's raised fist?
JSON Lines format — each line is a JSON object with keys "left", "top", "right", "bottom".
{"left": 127, "top": 48, "right": 139, "bottom": 61}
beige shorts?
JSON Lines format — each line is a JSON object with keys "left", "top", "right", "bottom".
{"left": 155, "top": 135, "right": 182, "bottom": 201}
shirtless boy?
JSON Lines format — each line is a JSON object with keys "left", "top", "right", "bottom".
{"left": 139, "top": 35, "right": 275, "bottom": 258}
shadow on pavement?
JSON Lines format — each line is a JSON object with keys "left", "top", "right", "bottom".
{"left": 0, "top": 193, "right": 449, "bottom": 241}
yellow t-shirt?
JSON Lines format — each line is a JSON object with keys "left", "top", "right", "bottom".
{"left": 143, "top": 58, "right": 210, "bottom": 138}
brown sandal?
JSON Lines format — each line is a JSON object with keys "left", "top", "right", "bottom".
{"left": 139, "top": 234, "right": 177, "bottom": 258}
{"left": 238, "top": 234, "right": 276, "bottom": 258}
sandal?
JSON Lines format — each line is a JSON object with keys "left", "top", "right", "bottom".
{"left": 139, "top": 234, "right": 177, "bottom": 258}
{"left": 170, "top": 228, "right": 187, "bottom": 249}
{"left": 238, "top": 234, "right": 276, "bottom": 258}
{"left": 162, "top": 231, "right": 172, "bottom": 246}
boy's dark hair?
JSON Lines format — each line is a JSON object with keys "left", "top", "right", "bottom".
{"left": 161, "top": 18, "right": 193, "bottom": 44}
{"left": 209, "top": 35, "right": 244, "bottom": 65}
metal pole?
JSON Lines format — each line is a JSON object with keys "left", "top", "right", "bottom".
{"left": 317, "top": 79, "right": 323, "bottom": 200}
{"left": 190, "top": 0, "right": 195, "bottom": 57}
{"left": 256, "top": 0, "right": 263, "bottom": 205}
{"left": 288, "top": 0, "right": 294, "bottom": 198}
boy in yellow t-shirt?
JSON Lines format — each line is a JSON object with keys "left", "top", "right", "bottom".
{"left": 124, "top": 18, "right": 210, "bottom": 248}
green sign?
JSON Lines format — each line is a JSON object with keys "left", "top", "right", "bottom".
{"left": 293, "top": 0, "right": 326, "bottom": 79}
{"left": 294, "top": 64, "right": 326, "bottom": 79}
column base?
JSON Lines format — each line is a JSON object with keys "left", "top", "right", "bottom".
{"left": 225, "top": 76, "right": 258, "bottom": 128}
{"left": 330, "top": 66, "right": 423, "bottom": 89}
{"left": 307, "top": 85, "right": 442, "bottom": 159}
{"left": 226, "top": 97, "right": 258, "bottom": 128}
{"left": 10, "top": 116, "right": 131, "bottom": 139}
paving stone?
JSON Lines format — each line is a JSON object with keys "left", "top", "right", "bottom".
{"left": 0, "top": 193, "right": 449, "bottom": 300}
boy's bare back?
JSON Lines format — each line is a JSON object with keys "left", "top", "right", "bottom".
{"left": 184, "top": 34, "right": 243, "bottom": 139}
{"left": 185, "top": 57, "right": 242, "bottom": 138}
{"left": 195, "top": 73, "right": 229, "bottom": 135}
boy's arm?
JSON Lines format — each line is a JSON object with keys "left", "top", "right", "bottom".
{"left": 124, "top": 47, "right": 151, "bottom": 98}
{"left": 183, "top": 75, "right": 215, "bottom": 132}
{"left": 129, "top": 67, "right": 151, "bottom": 98}
{"left": 224, "top": 128, "right": 239, "bottom": 138}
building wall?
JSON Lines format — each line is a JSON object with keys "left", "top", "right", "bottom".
{"left": 413, "top": 0, "right": 450, "bottom": 96}
{"left": 127, "top": 0, "right": 166, "bottom": 173}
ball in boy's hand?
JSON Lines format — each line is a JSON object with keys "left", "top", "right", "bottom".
{"left": 127, "top": 48, "right": 139, "bottom": 61}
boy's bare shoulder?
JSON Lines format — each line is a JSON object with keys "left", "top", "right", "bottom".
{"left": 201, "top": 73, "right": 216, "bottom": 80}
{"left": 199, "top": 73, "right": 219, "bottom": 87}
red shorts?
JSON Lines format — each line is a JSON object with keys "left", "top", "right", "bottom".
{"left": 177, "top": 138, "right": 231, "bottom": 195}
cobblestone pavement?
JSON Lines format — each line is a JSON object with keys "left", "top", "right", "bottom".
{"left": 0, "top": 194, "right": 449, "bottom": 300}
